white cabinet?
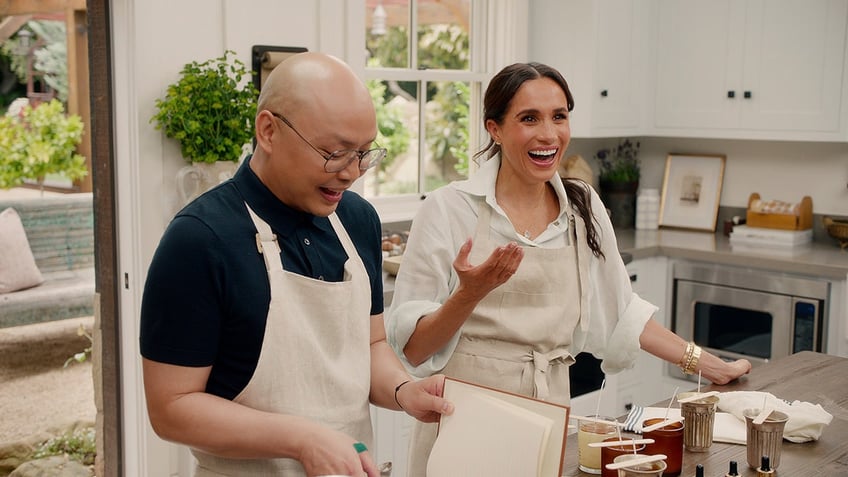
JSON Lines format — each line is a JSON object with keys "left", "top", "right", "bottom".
{"left": 615, "top": 256, "right": 673, "bottom": 415}
{"left": 528, "top": 0, "right": 648, "bottom": 137}
{"left": 653, "top": 0, "right": 848, "bottom": 141}
{"left": 371, "top": 405, "right": 414, "bottom": 476}
{"left": 827, "top": 277, "right": 848, "bottom": 358}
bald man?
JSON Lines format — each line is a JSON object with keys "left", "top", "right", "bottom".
{"left": 140, "top": 52, "right": 453, "bottom": 477}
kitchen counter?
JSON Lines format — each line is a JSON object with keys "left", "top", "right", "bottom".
{"left": 615, "top": 228, "right": 848, "bottom": 280}
{"left": 560, "top": 351, "right": 848, "bottom": 476}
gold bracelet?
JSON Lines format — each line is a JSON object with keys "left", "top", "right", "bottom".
{"left": 678, "top": 342, "right": 694, "bottom": 369}
{"left": 683, "top": 345, "right": 702, "bottom": 375}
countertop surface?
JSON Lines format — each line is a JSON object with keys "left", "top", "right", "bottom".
{"left": 615, "top": 228, "right": 848, "bottom": 280}
{"left": 561, "top": 351, "right": 848, "bottom": 476}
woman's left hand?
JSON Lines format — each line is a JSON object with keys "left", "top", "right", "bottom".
{"left": 706, "top": 358, "right": 752, "bottom": 385}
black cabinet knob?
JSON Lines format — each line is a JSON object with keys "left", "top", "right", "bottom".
{"left": 601, "top": 89, "right": 608, "bottom": 97}
{"left": 727, "top": 90, "right": 735, "bottom": 98}
{"left": 744, "top": 91, "right": 752, "bottom": 99}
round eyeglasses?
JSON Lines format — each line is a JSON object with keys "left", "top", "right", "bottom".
{"left": 270, "top": 111, "right": 387, "bottom": 173}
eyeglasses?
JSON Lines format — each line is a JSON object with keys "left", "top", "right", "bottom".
{"left": 269, "top": 111, "right": 386, "bottom": 173}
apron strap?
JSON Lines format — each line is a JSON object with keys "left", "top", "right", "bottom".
{"left": 244, "top": 203, "right": 283, "bottom": 272}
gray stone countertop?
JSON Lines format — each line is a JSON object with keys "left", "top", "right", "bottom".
{"left": 615, "top": 228, "right": 848, "bottom": 280}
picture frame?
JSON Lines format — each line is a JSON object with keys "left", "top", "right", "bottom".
{"left": 658, "top": 153, "right": 726, "bottom": 231}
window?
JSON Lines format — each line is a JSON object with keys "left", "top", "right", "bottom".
{"left": 363, "top": 0, "right": 488, "bottom": 218}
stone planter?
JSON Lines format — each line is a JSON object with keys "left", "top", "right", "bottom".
{"left": 176, "top": 161, "right": 239, "bottom": 205}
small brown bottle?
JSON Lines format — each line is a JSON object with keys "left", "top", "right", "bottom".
{"left": 757, "top": 455, "right": 775, "bottom": 476}
{"left": 725, "top": 460, "right": 739, "bottom": 477}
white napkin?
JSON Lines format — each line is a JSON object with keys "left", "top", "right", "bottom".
{"left": 716, "top": 391, "right": 833, "bottom": 443}
{"left": 622, "top": 406, "right": 746, "bottom": 444}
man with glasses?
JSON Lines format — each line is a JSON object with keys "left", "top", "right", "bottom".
{"left": 140, "top": 52, "right": 453, "bottom": 477}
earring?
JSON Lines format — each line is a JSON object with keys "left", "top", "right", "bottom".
{"left": 495, "top": 141, "right": 501, "bottom": 146}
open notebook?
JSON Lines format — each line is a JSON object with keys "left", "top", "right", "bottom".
{"left": 427, "top": 377, "right": 570, "bottom": 477}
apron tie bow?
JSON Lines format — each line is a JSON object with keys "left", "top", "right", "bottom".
{"left": 527, "top": 348, "right": 573, "bottom": 400}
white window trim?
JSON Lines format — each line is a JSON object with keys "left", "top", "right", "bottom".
{"left": 352, "top": 0, "right": 528, "bottom": 223}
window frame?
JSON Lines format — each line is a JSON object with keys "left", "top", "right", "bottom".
{"left": 355, "top": 0, "right": 527, "bottom": 222}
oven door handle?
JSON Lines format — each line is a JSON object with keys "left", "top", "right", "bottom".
{"left": 704, "top": 347, "right": 770, "bottom": 366}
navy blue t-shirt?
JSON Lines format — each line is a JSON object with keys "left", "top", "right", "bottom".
{"left": 139, "top": 157, "right": 384, "bottom": 400}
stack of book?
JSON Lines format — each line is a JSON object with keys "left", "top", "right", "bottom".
{"left": 729, "top": 225, "right": 813, "bottom": 255}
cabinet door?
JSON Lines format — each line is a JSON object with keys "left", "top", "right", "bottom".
{"left": 654, "top": 0, "right": 848, "bottom": 138}
{"left": 591, "top": 0, "right": 644, "bottom": 132}
{"left": 739, "top": 0, "right": 847, "bottom": 132}
{"left": 654, "top": 0, "right": 746, "bottom": 129}
{"left": 528, "top": 0, "right": 644, "bottom": 137}
{"left": 616, "top": 257, "right": 671, "bottom": 413}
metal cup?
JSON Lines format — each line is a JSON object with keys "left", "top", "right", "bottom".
{"left": 744, "top": 408, "right": 789, "bottom": 470}
{"left": 678, "top": 391, "right": 719, "bottom": 452}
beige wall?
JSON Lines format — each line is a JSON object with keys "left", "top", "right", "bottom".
{"left": 569, "top": 137, "right": 848, "bottom": 216}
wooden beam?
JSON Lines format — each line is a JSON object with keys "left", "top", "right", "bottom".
{"left": 0, "top": 0, "right": 85, "bottom": 15}
{"left": 0, "top": 14, "right": 31, "bottom": 41}
{"left": 66, "top": 8, "right": 92, "bottom": 192}
{"left": 87, "top": 0, "right": 123, "bottom": 473}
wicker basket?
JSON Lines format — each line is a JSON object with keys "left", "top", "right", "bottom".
{"left": 823, "top": 217, "right": 848, "bottom": 249}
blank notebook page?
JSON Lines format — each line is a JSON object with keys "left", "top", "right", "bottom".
{"left": 426, "top": 386, "right": 553, "bottom": 477}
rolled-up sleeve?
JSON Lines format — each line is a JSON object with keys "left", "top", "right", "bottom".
{"left": 385, "top": 188, "right": 473, "bottom": 377}
{"left": 574, "top": 186, "right": 658, "bottom": 374}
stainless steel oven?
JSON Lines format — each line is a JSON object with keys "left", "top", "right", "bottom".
{"left": 670, "top": 262, "right": 828, "bottom": 381}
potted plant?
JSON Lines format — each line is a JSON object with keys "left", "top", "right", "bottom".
{"left": 0, "top": 99, "right": 87, "bottom": 191}
{"left": 594, "top": 138, "right": 640, "bottom": 228}
{"left": 151, "top": 50, "right": 258, "bottom": 203}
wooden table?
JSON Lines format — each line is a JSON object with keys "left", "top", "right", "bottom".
{"left": 561, "top": 351, "right": 848, "bottom": 476}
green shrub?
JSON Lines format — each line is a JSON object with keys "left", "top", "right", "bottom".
{"left": 0, "top": 99, "right": 87, "bottom": 189}
{"left": 151, "top": 51, "right": 258, "bottom": 164}
{"left": 32, "top": 427, "right": 96, "bottom": 466}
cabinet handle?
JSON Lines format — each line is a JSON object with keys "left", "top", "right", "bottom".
{"left": 600, "top": 89, "right": 608, "bottom": 97}
{"left": 744, "top": 91, "right": 752, "bottom": 99}
{"left": 629, "top": 274, "right": 637, "bottom": 282}
{"left": 727, "top": 90, "right": 735, "bottom": 98}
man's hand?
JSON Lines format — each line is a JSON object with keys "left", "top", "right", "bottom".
{"left": 394, "top": 374, "right": 454, "bottom": 423}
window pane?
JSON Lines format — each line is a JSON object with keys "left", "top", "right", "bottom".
{"left": 366, "top": 0, "right": 410, "bottom": 68}
{"left": 417, "top": 0, "right": 471, "bottom": 71}
{"left": 364, "top": 80, "right": 419, "bottom": 198}
{"left": 423, "top": 81, "right": 469, "bottom": 192}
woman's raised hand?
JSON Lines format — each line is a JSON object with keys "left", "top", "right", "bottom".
{"left": 452, "top": 238, "right": 523, "bottom": 301}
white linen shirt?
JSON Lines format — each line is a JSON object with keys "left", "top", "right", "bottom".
{"left": 385, "top": 156, "right": 657, "bottom": 378}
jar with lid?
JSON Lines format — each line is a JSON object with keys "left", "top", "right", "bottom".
{"left": 636, "top": 188, "right": 660, "bottom": 230}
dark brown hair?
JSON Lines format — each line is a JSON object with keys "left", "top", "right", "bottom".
{"left": 474, "top": 62, "right": 604, "bottom": 258}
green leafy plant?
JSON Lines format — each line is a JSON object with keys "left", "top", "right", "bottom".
{"left": 0, "top": 99, "right": 87, "bottom": 189}
{"left": 32, "top": 426, "right": 96, "bottom": 466}
{"left": 151, "top": 50, "right": 258, "bottom": 164}
{"left": 64, "top": 323, "right": 93, "bottom": 367}
{"left": 595, "top": 138, "right": 641, "bottom": 183}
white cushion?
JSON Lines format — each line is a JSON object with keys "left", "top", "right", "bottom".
{"left": 0, "top": 207, "right": 44, "bottom": 294}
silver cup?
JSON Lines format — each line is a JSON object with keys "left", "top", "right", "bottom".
{"left": 743, "top": 408, "right": 789, "bottom": 470}
{"left": 678, "top": 391, "right": 719, "bottom": 452}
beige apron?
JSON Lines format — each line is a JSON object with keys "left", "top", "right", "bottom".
{"left": 193, "top": 205, "right": 373, "bottom": 477}
{"left": 407, "top": 204, "right": 582, "bottom": 476}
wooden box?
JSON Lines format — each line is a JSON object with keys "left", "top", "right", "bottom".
{"left": 746, "top": 193, "right": 813, "bottom": 230}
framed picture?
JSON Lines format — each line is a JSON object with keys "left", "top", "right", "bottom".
{"left": 658, "top": 154, "right": 726, "bottom": 231}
